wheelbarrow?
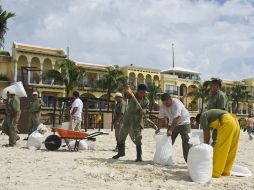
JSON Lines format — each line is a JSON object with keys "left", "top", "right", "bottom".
{"left": 45, "top": 128, "right": 108, "bottom": 151}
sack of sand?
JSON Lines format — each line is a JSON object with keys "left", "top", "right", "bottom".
{"left": 187, "top": 134, "right": 213, "bottom": 183}
{"left": 27, "top": 131, "right": 44, "bottom": 150}
{"left": 153, "top": 133, "right": 173, "bottom": 166}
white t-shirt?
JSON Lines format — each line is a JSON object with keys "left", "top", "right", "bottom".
{"left": 158, "top": 98, "right": 190, "bottom": 126}
{"left": 71, "top": 98, "right": 83, "bottom": 119}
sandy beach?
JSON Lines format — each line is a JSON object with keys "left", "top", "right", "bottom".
{"left": 0, "top": 128, "right": 253, "bottom": 190}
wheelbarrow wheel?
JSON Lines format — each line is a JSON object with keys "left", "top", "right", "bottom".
{"left": 45, "top": 135, "right": 62, "bottom": 151}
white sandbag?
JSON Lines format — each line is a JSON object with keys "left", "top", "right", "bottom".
{"left": 37, "top": 123, "right": 48, "bottom": 134}
{"left": 189, "top": 131, "right": 204, "bottom": 143}
{"left": 69, "top": 140, "right": 89, "bottom": 150}
{"left": 231, "top": 164, "right": 252, "bottom": 177}
{"left": 27, "top": 131, "right": 44, "bottom": 150}
{"left": 60, "top": 122, "right": 71, "bottom": 130}
{"left": 187, "top": 143, "right": 213, "bottom": 183}
{"left": 1, "top": 81, "right": 27, "bottom": 99}
{"left": 153, "top": 133, "right": 173, "bottom": 166}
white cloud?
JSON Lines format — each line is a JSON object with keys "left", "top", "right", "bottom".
{"left": 2, "top": 0, "right": 254, "bottom": 80}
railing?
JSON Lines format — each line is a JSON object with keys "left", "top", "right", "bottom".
{"left": 165, "top": 90, "right": 178, "bottom": 96}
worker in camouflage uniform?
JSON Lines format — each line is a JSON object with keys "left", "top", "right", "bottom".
{"left": 28, "top": 92, "right": 44, "bottom": 135}
{"left": 206, "top": 79, "right": 228, "bottom": 144}
{"left": 112, "top": 92, "right": 127, "bottom": 152}
{"left": 113, "top": 84, "right": 149, "bottom": 162}
{"left": 3, "top": 90, "right": 20, "bottom": 147}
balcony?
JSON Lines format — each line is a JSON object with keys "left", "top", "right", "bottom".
{"left": 165, "top": 90, "right": 178, "bottom": 96}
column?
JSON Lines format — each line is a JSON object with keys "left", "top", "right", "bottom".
{"left": 28, "top": 61, "right": 31, "bottom": 84}
{"left": 14, "top": 60, "right": 17, "bottom": 82}
{"left": 135, "top": 78, "right": 137, "bottom": 89}
{"left": 40, "top": 63, "right": 43, "bottom": 84}
{"left": 51, "top": 64, "right": 55, "bottom": 85}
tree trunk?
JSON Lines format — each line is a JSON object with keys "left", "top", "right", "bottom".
{"left": 66, "top": 88, "right": 69, "bottom": 97}
{"left": 200, "top": 99, "right": 204, "bottom": 113}
{"left": 236, "top": 101, "right": 239, "bottom": 114}
{"left": 232, "top": 101, "right": 238, "bottom": 114}
{"left": 149, "top": 98, "right": 154, "bottom": 116}
{"left": 107, "top": 90, "right": 111, "bottom": 112}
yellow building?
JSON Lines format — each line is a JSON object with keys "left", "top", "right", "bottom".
{"left": 1, "top": 41, "right": 254, "bottom": 119}
{"left": 121, "top": 65, "right": 161, "bottom": 89}
{"left": 224, "top": 78, "right": 254, "bottom": 116}
{"left": 161, "top": 67, "right": 201, "bottom": 113}
{"left": 77, "top": 62, "right": 112, "bottom": 99}
{"left": 0, "top": 42, "right": 114, "bottom": 107}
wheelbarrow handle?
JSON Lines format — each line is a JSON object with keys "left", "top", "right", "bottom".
{"left": 85, "top": 132, "right": 109, "bottom": 139}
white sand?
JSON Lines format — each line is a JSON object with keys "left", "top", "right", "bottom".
{"left": 0, "top": 129, "right": 253, "bottom": 190}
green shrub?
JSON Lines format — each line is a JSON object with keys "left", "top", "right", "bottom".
{"left": 0, "top": 51, "right": 10, "bottom": 56}
{"left": 0, "top": 74, "right": 9, "bottom": 81}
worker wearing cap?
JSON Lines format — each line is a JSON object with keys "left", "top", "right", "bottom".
{"left": 196, "top": 109, "right": 240, "bottom": 178}
{"left": 113, "top": 84, "right": 149, "bottom": 162}
{"left": 28, "top": 92, "right": 44, "bottom": 135}
{"left": 206, "top": 79, "right": 228, "bottom": 144}
{"left": 4, "top": 89, "right": 20, "bottom": 146}
{"left": 112, "top": 92, "right": 127, "bottom": 151}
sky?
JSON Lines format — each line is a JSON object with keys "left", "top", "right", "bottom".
{"left": 1, "top": 0, "right": 254, "bottom": 80}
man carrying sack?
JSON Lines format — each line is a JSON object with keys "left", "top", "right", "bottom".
{"left": 156, "top": 93, "right": 191, "bottom": 162}
{"left": 112, "top": 84, "right": 149, "bottom": 162}
{"left": 196, "top": 109, "right": 240, "bottom": 178}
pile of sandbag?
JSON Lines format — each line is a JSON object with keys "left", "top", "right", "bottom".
{"left": 153, "top": 133, "right": 173, "bottom": 166}
{"left": 69, "top": 140, "right": 91, "bottom": 150}
{"left": 187, "top": 133, "right": 213, "bottom": 183}
{"left": 1, "top": 81, "right": 27, "bottom": 99}
{"left": 27, "top": 124, "right": 49, "bottom": 150}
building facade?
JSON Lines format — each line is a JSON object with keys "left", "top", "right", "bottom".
{"left": 0, "top": 42, "right": 254, "bottom": 119}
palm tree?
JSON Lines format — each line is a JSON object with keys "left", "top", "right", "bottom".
{"left": 96, "top": 65, "right": 127, "bottom": 102}
{"left": 42, "top": 59, "right": 85, "bottom": 97}
{"left": 0, "top": 6, "right": 15, "bottom": 48}
{"left": 147, "top": 83, "right": 161, "bottom": 114}
{"left": 187, "top": 81, "right": 210, "bottom": 113}
{"left": 229, "top": 85, "right": 250, "bottom": 114}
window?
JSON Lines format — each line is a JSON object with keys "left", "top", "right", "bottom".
{"left": 165, "top": 85, "right": 177, "bottom": 95}
{"left": 43, "top": 95, "right": 55, "bottom": 107}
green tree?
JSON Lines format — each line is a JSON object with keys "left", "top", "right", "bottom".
{"left": 96, "top": 65, "right": 127, "bottom": 102}
{"left": 187, "top": 81, "right": 210, "bottom": 113}
{"left": 0, "top": 73, "right": 9, "bottom": 81}
{"left": 0, "top": 6, "right": 15, "bottom": 48}
{"left": 147, "top": 83, "right": 161, "bottom": 114}
{"left": 42, "top": 59, "right": 85, "bottom": 97}
{"left": 229, "top": 85, "right": 250, "bottom": 114}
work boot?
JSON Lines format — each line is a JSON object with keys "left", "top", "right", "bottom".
{"left": 112, "top": 144, "right": 125, "bottom": 159}
{"left": 135, "top": 145, "right": 142, "bottom": 162}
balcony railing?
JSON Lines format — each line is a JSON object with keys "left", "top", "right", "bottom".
{"left": 165, "top": 90, "right": 178, "bottom": 96}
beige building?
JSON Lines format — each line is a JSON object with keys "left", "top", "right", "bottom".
{"left": 121, "top": 65, "right": 161, "bottom": 89}
{"left": 1, "top": 41, "right": 254, "bottom": 121}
